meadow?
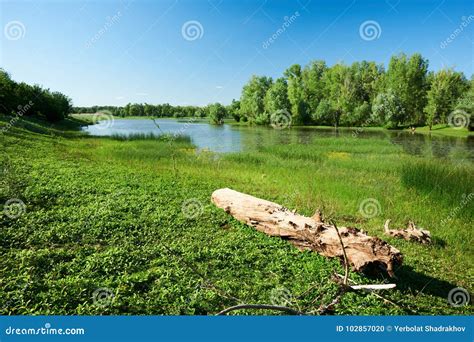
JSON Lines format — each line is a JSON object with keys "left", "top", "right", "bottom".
{"left": 0, "top": 115, "right": 472, "bottom": 315}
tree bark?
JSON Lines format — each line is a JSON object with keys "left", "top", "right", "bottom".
{"left": 212, "top": 188, "right": 402, "bottom": 277}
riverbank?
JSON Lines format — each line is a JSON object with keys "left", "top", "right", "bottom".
{"left": 71, "top": 113, "right": 473, "bottom": 138}
{"left": 1, "top": 116, "right": 472, "bottom": 315}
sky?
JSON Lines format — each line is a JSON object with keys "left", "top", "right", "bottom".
{"left": 1, "top": 0, "right": 473, "bottom": 107}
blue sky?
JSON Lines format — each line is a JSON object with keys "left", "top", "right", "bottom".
{"left": 1, "top": 0, "right": 473, "bottom": 107}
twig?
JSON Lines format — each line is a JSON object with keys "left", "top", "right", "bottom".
{"left": 331, "top": 220, "right": 349, "bottom": 286}
{"left": 216, "top": 304, "right": 305, "bottom": 315}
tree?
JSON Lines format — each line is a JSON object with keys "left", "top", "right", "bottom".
{"left": 227, "top": 99, "right": 241, "bottom": 122}
{"left": 129, "top": 104, "right": 143, "bottom": 116}
{"left": 284, "top": 64, "right": 308, "bottom": 125}
{"left": 455, "top": 77, "right": 474, "bottom": 131}
{"left": 208, "top": 103, "right": 226, "bottom": 124}
{"left": 322, "top": 63, "right": 354, "bottom": 128}
{"left": 264, "top": 78, "right": 290, "bottom": 124}
{"left": 0, "top": 70, "right": 18, "bottom": 114}
{"left": 385, "top": 53, "right": 429, "bottom": 125}
{"left": 312, "top": 99, "right": 334, "bottom": 126}
{"left": 302, "top": 60, "right": 327, "bottom": 117}
{"left": 424, "top": 69, "right": 468, "bottom": 129}
{"left": 239, "top": 75, "right": 272, "bottom": 123}
{"left": 351, "top": 61, "right": 384, "bottom": 104}
{"left": 371, "top": 89, "right": 406, "bottom": 128}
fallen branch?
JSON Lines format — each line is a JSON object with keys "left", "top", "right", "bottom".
{"left": 212, "top": 188, "right": 403, "bottom": 277}
{"left": 384, "top": 219, "right": 431, "bottom": 244}
{"left": 331, "top": 220, "right": 349, "bottom": 285}
{"left": 216, "top": 304, "right": 304, "bottom": 315}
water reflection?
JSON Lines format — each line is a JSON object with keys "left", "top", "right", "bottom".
{"left": 82, "top": 118, "right": 473, "bottom": 161}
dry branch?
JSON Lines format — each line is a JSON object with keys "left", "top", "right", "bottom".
{"left": 212, "top": 188, "right": 403, "bottom": 277}
{"left": 216, "top": 304, "right": 304, "bottom": 315}
{"left": 384, "top": 219, "right": 431, "bottom": 244}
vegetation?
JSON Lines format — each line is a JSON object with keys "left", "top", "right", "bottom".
{"left": 0, "top": 115, "right": 472, "bottom": 315}
{"left": 238, "top": 53, "right": 471, "bottom": 129}
{"left": 0, "top": 69, "right": 72, "bottom": 122}
{"left": 69, "top": 53, "right": 474, "bottom": 131}
{"left": 6, "top": 53, "right": 471, "bottom": 131}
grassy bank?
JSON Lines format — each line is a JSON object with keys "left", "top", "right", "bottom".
{"left": 72, "top": 113, "right": 473, "bottom": 138}
{"left": 0, "top": 116, "right": 472, "bottom": 315}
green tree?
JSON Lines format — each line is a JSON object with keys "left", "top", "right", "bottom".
{"left": 455, "top": 77, "right": 474, "bottom": 131}
{"left": 239, "top": 75, "right": 272, "bottom": 123}
{"left": 322, "top": 63, "right": 354, "bottom": 128}
{"left": 227, "top": 99, "right": 241, "bottom": 122}
{"left": 208, "top": 103, "right": 226, "bottom": 124}
{"left": 385, "top": 53, "right": 429, "bottom": 125}
{"left": 302, "top": 60, "right": 327, "bottom": 118}
{"left": 284, "top": 64, "right": 308, "bottom": 125}
{"left": 371, "top": 89, "right": 406, "bottom": 128}
{"left": 424, "top": 69, "right": 468, "bottom": 129}
{"left": 264, "top": 77, "right": 290, "bottom": 124}
{"left": 312, "top": 99, "right": 334, "bottom": 126}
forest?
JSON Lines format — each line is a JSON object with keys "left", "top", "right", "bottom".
{"left": 71, "top": 53, "right": 474, "bottom": 130}
{"left": 0, "top": 70, "right": 72, "bottom": 122}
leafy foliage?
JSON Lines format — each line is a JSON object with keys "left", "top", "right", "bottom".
{"left": 0, "top": 69, "right": 72, "bottom": 122}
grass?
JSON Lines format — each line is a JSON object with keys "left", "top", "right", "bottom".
{"left": 408, "top": 124, "right": 473, "bottom": 138}
{"left": 0, "top": 115, "right": 472, "bottom": 315}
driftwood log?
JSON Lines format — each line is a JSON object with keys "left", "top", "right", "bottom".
{"left": 212, "top": 188, "right": 402, "bottom": 277}
{"left": 384, "top": 219, "right": 431, "bottom": 244}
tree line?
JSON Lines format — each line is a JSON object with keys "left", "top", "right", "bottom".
{"left": 237, "top": 53, "right": 473, "bottom": 130}
{"left": 0, "top": 69, "right": 72, "bottom": 122}
{"left": 73, "top": 101, "right": 237, "bottom": 125}
{"left": 2, "top": 53, "right": 473, "bottom": 130}
{"left": 73, "top": 53, "right": 473, "bottom": 130}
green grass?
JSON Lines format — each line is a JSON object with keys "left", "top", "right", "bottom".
{"left": 0, "top": 116, "right": 472, "bottom": 315}
{"left": 410, "top": 124, "right": 472, "bottom": 138}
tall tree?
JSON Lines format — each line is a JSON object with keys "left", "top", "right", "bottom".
{"left": 322, "top": 63, "right": 354, "bottom": 128}
{"left": 284, "top": 64, "right": 308, "bottom": 125}
{"left": 424, "top": 69, "right": 468, "bottom": 129}
{"left": 227, "top": 99, "right": 241, "bottom": 122}
{"left": 208, "top": 103, "right": 226, "bottom": 124}
{"left": 455, "top": 77, "right": 474, "bottom": 131}
{"left": 239, "top": 75, "right": 272, "bottom": 123}
{"left": 264, "top": 77, "right": 290, "bottom": 123}
{"left": 302, "top": 60, "right": 327, "bottom": 118}
{"left": 385, "top": 53, "right": 429, "bottom": 126}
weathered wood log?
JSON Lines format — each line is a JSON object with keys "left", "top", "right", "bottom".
{"left": 212, "top": 188, "right": 402, "bottom": 277}
{"left": 384, "top": 219, "right": 431, "bottom": 244}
